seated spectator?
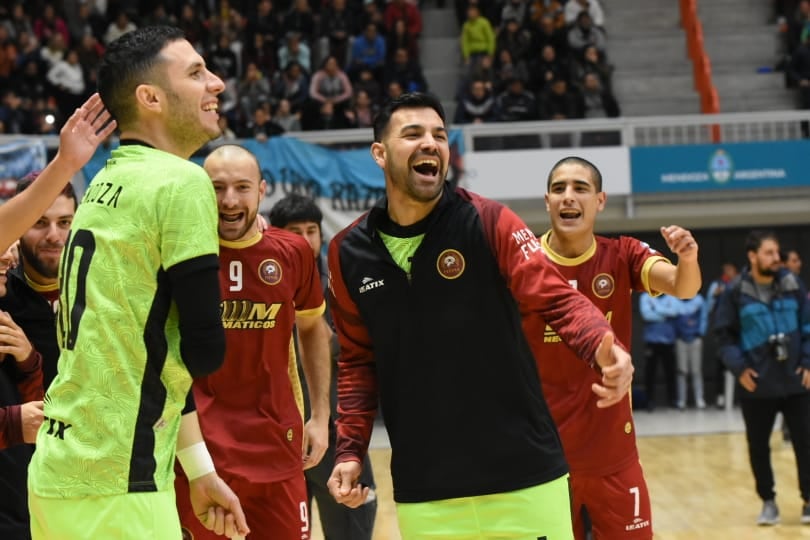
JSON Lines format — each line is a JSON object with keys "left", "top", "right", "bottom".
{"left": 75, "top": 33, "right": 104, "bottom": 89}
{"left": 249, "top": 0, "right": 281, "bottom": 61}
{"left": 568, "top": 11, "right": 607, "bottom": 57}
{"left": 383, "top": 47, "right": 428, "bottom": 93}
{"left": 284, "top": 0, "right": 317, "bottom": 47}
{"left": 528, "top": 44, "right": 568, "bottom": 94}
{"left": 278, "top": 31, "right": 312, "bottom": 74}
{"left": 309, "top": 55, "right": 354, "bottom": 115}
{"left": 528, "top": 13, "right": 569, "bottom": 61}
{"left": 46, "top": 48, "right": 85, "bottom": 117}
{"left": 465, "top": 52, "right": 497, "bottom": 93}
{"left": 103, "top": 10, "right": 137, "bottom": 46}
{"left": 209, "top": 32, "right": 239, "bottom": 83}
{"left": 319, "top": 0, "right": 358, "bottom": 68}
{"left": 789, "top": 33, "right": 810, "bottom": 113}
{"left": 539, "top": 76, "right": 583, "bottom": 120}
{"left": 461, "top": 4, "right": 496, "bottom": 70}
{"left": 496, "top": 17, "right": 532, "bottom": 66}
{"left": 579, "top": 72, "right": 620, "bottom": 118}
{"left": 359, "top": 0, "right": 386, "bottom": 36}
{"left": 13, "top": 60, "right": 49, "bottom": 106}
{"left": 178, "top": 2, "right": 209, "bottom": 51}
{"left": 385, "top": 79, "right": 405, "bottom": 102}
{"left": 66, "top": 2, "right": 106, "bottom": 46}
{"left": 493, "top": 48, "right": 529, "bottom": 94}
{"left": 454, "top": 78, "right": 496, "bottom": 124}
{"left": 386, "top": 17, "right": 419, "bottom": 63}
{"left": 348, "top": 22, "right": 386, "bottom": 83}
{"left": 5, "top": 3, "right": 34, "bottom": 42}
{"left": 14, "top": 31, "right": 41, "bottom": 71}
{"left": 343, "top": 89, "right": 378, "bottom": 128}
{"left": 0, "top": 90, "right": 33, "bottom": 134}
{"left": 302, "top": 99, "right": 350, "bottom": 130}
{"left": 273, "top": 98, "right": 302, "bottom": 131}
{"left": 239, "top": 61, "right": 273, "bottom": 122}
{"left": 570, "top": 44, "right": 613, "bottom": 92}
{"left": 564, "top": 0, "right": 605, "bottom": 28}
{"left": 353, "top": 66, "right": 384, "bottom": 105}
{"left": 40, "top": 33, "right": 66, "bottom": 69}
{"left": 33, "top": 3, "right": 70, "bottom": 49}
{"left": 495, "top": 77, "right": 537, "bottom": 121}
{"left": 385, "top": 0, "right": 423, "bottom": 37}
{"left": 0, "top": 26, "right": 17, "bottom": 86}
{"left": 242, "top": 103, "right": 285, "bottom": 140}
{"left": 500, "top": 0, "right": 528, "bottom": 30}
{"left": 272, "top": 60, "right": 310, "bottom": 113}
{"left": 243, "top": 32, "right": 277, "bottom": 77}
{"left": 217, "top": 114, "right": 238, "bottom": 140}
{"left": 527, "top": 0, "right": 565, "bottom": 30}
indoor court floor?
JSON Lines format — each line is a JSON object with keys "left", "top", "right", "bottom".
{"left": 310, "top": 407, "right": 810, "bottom": 539}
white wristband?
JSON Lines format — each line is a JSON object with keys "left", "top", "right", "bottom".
{"left": 176, "top": 442, "right": 215, "bottom": 481}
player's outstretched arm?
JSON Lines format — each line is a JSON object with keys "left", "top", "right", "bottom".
{"left": 0, "top": 94, "right": 116, "bottom": 252}
{"left": 651, "top": 225, "right": 702, "bottom": 298}
{"left": 177, "top": 411, "right": 250, "bottom": 538}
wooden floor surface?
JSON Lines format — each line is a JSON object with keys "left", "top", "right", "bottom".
{"left": 311, "top": 431, "right": 810, "bottom": 539}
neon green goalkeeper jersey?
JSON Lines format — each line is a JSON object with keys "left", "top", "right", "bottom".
{"left": 29, "top": 144, "right": 219, "bottom": 498}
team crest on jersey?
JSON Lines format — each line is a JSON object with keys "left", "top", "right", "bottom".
{"left": 592, "top": 273, "right": 614, "bottom": 298}
{"left": 437, "top": 249, "right": 465, "bottom": 280}
{"left": 259, "top": 259, "right": 282, "bottom": 285}
{"left": 625, "top": 421, "right": 632, "bottom": 434}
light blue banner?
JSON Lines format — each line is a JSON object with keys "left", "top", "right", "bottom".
{"left": 83, "top": 130, "right": 465, "bottom": 211}
{"left": 630, "top": 140, "right": 810, "bottom": 193}
{"left": 0, "top": 139, "right": 47, "bottom": 200}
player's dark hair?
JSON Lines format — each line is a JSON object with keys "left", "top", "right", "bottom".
{"left": 745, "top": 229, "right": 779, "bottom": 254}
{"left": 98, "top": 26, "right": 186, "bottom": 129}
{"left": 16, "top": 170, "right": 78, "bottom": 210}
{"left": 546, "top": 156, "right": 603, "bottom": 192}
{"left": 268, "top": 193, "right": 323, "bottom": 229}
{"left": 373, "top": 92, "right": 446, "bottom": 142}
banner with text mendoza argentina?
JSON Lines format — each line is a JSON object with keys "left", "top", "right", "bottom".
{"left": 630, "top": 140, "right": 810, "bottom": 193}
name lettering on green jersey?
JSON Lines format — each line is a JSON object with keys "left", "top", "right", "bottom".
{"left": 43, "top": 416, "right": 72, "bottom": 439}
{"left": 82, "top": 181, "right": 123, "bottom": 208}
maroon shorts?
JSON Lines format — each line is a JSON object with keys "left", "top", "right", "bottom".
{"left": 175, "top": 470, "right": 310, "bottom": 540}
{"left": 570, "top": 460, "right": 653, "bottom": 540}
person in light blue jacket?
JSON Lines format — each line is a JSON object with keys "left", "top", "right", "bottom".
{"left": 674, "top": 295, "right": 708, "bottom": 409}
{"left": 639, "top": 292, "right": 680, "bottom": 411}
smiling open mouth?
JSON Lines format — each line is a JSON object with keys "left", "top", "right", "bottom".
{"left": 220, "top": 212, "right": 244, "bottom": 223}
{"left": 413, "top": 159, "right": 439, "bottom": 176}
{"left": 560, "top": 209, "right": 581, "bottom": 219}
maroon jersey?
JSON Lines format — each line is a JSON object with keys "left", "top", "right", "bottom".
{"left": 529, "top": 231, "right": 668, "bottom": 476}
{"left": 194, "top": 228, "right": 324, "bottom": 483}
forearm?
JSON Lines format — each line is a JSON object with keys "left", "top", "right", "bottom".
{"left": 298, "top": 316, "right": 331, "bottom": 421}
{"left": 671, "top": 259, "right": 703, "bottom": 298}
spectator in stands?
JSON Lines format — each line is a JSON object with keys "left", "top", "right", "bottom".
{"left": 385, "top": 79, "right": 405, "bottom": 102}
{"left": 0, "top": 26, "right": 17, "bottom": 86}
{"left": 500, "top": 0, "right": 529, "bottom": 30}
{"left": 344, "top": 89, "right": 378, "bottom": 128}
{"left": 243, "top": 102, "right": 285, "bottom": 140}
{"left": 788, "top": 33, "right": 810, "bottom": 117}
{"left": 539, "top": 76, "right": 582, "bottom": 120}
{"left": 568, "top": 11, "right": 606, "bottom": 57}
{"left": 359, "top": 0, "right": 386, "bottom": 37}
{"left": 177, "top": 2, "right": 209, "bottom": 51}
{"left": 528, "top": 44, "right": 567, "bottom": 94}
{"left": 786, "top": 0, "right": 810, "bottom": 57}
{"left": 579, "top": 72, "right": 619, "bottom": 118}
{"left": 383, "top": 47, "right": 428, "bottom": 94}
{"left": 385, "top": 0, "right": 423, "bottom": 38}
{"left": 273, "top": 97, "right": 302, "bottom": 131}
{"left": 496, "top": 17, "right": 532, "bottom": 66}
{"left": 353, "top": 66, "right": 384, "bottom": 105}
{"left": 209, "top": 32, "right": 239, "bottom": 83}
{"left": 243, "top": 32, "right": 277, "bottom": 78}
{"left": 454, "top": 78, "right": 496, "bottom": 123}
{"left": 494, "top": 48, "right": 529, "bottom": 94}
{"left": 495, "top": 76, "right": 537, "bottom": 121}
{"left": 33, "top": 3, "right": 70, "bottom": 49}
{"left": 248, "top": 0, "right": 281, "bottom": 67}
{"left": 571, "top": 44, "right": 613, "bottom": 92}
{"left": 46, "top": 48, "right": 86, "bottom": 116}
{"left": 309, "top": 55, "right": 354, "bottom": 116}
{"left": 272, "top": 60, "right": 310, "bottom": 113}
{"left": 284, "top": 0, "right": 317, "bottom": 47}
{"left": 217, "top": 114, "right": 238, "bottom": 140}
{"left": 5, "top": 3, "right": 34, "bottom": 42}
{"left": 239, "top": 61, "right": 273, "bottom": 122}
{"left": 65, "top": 2, "right": 106, "bottom": 46}
{"left": 141, "top": 3, "right": 176, "bottom": 29}
{"left": 75, "top": 32, "right": 105, "bottom": 90}
{"left": 528, "top": 13, "right": 569, "bottom": 61}
{"left": 0, "top": 90, "right": 32, "bottom": 134}
{"left": 527, "top": 0, "right": 565, "bottom": 30}
{"left": 465, "top": 52, "right": 497, "bottom": 92}
{"left": 564, "top": 0, "right": 605, "bottom": 28}
{"left": 386, "top": 17, "right": 419, "bottom": 63}
{"left": 14, "top": 59, "right": 49, "bottom": 107}
{"left": 460, "top": 4, "right": 496, "bottom": 71}
{"left": 278, "top": 31, "right": 312, "bottom": 74}
{"left": 319, "top": 0, "right": 358, "bottom": 68}
{"left": 40, "top": 32, "right": 67, "bottom": 69}
{"left": 302, "top": 99, "right": 351, "bottom": 130}
{"left": 349, "top": 22, "right": 386, "bottom": 84}
{"left": 102, "top": 10, "right": 137, "bottom": 46}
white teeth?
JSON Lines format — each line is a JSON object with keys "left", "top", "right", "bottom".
{"left": 203, "top": 104, "right": 218, "bottom": 112}
{"left": 414, "top": 159, "right": 437, "bottom": 166}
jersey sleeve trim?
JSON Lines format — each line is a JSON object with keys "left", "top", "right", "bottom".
{"left": 640, "top": 256, "right": 671, "bottom": 295}
{"left": 296, "top": 301, "right": 326, "bottom": 318}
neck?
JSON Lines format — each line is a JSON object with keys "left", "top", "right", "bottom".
{"left": 119, "top": 125, "right": 194, "bottom": 159}
{"left": 386, "top": 192, "right": 440, "bottom": 226}
{"left": 23, "top": 265, "right": 57, "bottom": 288}
{"left": 752, "top": 272, "right": 774, "bottom": 285}
{"left": 546, "top": 229, "right": 593, "bottom": 259}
